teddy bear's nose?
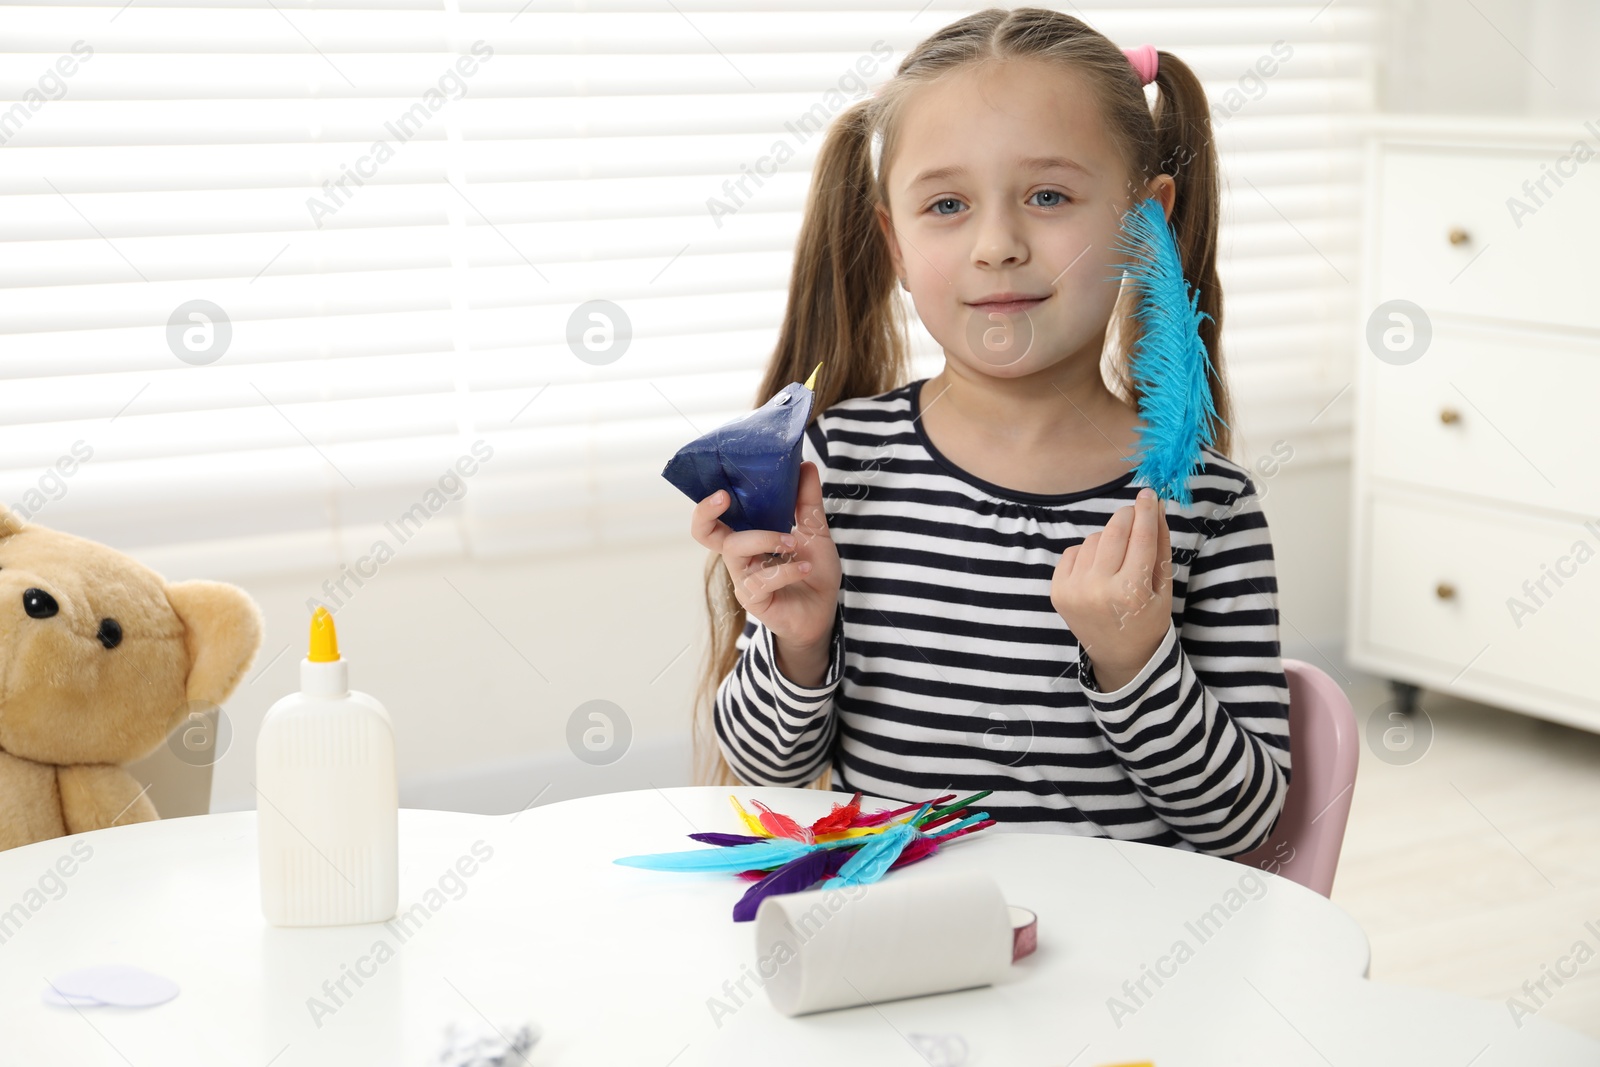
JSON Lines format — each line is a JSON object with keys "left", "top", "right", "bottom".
{"left": 98, "top": 618, "right": 123, "bottom": 650}
{"left": 22, "top": 588, "right": 59, "bottom": 619}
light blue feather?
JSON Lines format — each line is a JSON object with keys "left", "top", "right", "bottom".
{"left": 926, "top": 812, "right": 989, "bottom": 837}
{"left": 821, "top": 821, "right": 918, "bottom": 889}
{"left": 615, "top": 831, "right": 879, "bottom": 874}
{"left": 614, "top": 838, "right": 816, "bottom": 873}
{"left": 1109, "top": 196, "right": 1225, "bottom": 509}
{"left": 616, "top": 802, "right": 934, "bottom": 880}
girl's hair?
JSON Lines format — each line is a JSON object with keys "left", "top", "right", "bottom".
{"left": 691, "top": 6, "right": 1232, "bottom": 789}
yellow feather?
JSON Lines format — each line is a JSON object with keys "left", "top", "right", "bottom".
{"left": 815, "top": 825, "right": 888, "bottom": 842}
{"left": 728, "top": 795, "right": 772, "bottom": 837}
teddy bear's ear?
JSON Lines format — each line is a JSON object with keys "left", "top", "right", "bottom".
{"left": 166, "top": 580, "right": 264, "bottom": 708}
{"left": 0, "top": 505, "right": 23, "bottom": 538}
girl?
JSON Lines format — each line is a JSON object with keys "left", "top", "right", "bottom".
{"left": 688, "top": 8, "right": 1290, "bottom": 857}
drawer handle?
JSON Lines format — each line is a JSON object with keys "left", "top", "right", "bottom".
{"left": 1447, "top": 227, "right": 1471, "bottom": 246}
{"left": 1436, "top": 582, "right": 1457, "bottom": 601}
{"left": 1439, "top": 407, "right": 1461, "bottom": 425}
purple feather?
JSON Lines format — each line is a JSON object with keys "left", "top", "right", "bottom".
{"left": 689, "top": 832, "right": 766, "bottom": 847}
{"left": 732, "top": 848, "right": 850, "bottom": 922}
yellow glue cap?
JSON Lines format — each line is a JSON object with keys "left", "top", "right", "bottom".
{"left": 308, "top": 606, "right": 341, "bottom": 663}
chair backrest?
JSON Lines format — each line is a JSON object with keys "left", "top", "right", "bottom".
{"left": 123, "top": 708, "right": 220, "bottom": 820}
{"left": 1231, "top": 658, "right": 1359, "bottom": 897}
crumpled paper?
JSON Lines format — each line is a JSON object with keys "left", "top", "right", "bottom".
{"left": 434, "top": 1020, "right": 541, "bottom": 1067}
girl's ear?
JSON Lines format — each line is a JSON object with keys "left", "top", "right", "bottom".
{"left": 874, "top": 202, "right": 905, "bottom": 280}
{"left": 1145, "top": 174, "right": 1177, "bottom": 222}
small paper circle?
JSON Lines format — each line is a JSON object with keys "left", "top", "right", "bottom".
{"left": 48, "top": 965, "right": 179, "bottom": 1008}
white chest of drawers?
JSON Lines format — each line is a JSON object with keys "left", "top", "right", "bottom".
{"left": 1348, "top": 116, "right": 1600, "bottom": 732}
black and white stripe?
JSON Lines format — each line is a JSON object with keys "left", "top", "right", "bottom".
{"left": 713, "top": 379, "right": 1291, "bottom": 857}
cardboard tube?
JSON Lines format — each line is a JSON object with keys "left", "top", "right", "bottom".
{"left": 754, "top": 871, "right": 1014, "bottom": 1016}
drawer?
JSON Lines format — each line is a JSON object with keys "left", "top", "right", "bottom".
{"left": 1375, "top": 145, "right": 1600, "bottom": 331}
{"left": 1366, "top": 325, "right": 1600, "bottom": 515}
{"left": 1364, "top": 493, "right": 1599, "bottom": 707}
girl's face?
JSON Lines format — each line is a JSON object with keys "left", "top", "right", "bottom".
{"left": 877, "top": 58, "right": 1171, "bottom": 380}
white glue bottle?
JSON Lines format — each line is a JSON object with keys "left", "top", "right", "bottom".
{"left": 257, "top": 606, "right": 398, "bottom": 926}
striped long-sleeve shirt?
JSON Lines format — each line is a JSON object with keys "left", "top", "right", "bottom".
{"left": 712, "top": 378, "right": 1292, "bottom": 857}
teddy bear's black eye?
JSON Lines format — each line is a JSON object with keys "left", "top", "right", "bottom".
{"left": 98, "top": 618, "right": 123, "bottom": 650}
{"left": 23, "top": 588, "right": 58, "bottom": 619}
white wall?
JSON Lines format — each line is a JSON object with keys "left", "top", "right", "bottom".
{"left": 1380, "top": 0, "right": 1600, "bottom": 116}
{"left": 206, "top": 539, "right": 709, "bottom": 815}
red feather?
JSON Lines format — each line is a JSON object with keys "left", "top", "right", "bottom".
{"left": 810, "top": 792, "right": 863, "bottom": 835}
{"left": 882, "top": 818, "right": 993, "bottom": 871}
{"left": 751, "top": 799, "right": 813, "bottom": 842}
{"left": 933, "top": 818, "right": 996, "bottom": 843}
{"left": 730, "top": 817, "right": 994, "bottom": 895}
{"left": 856, "top": 794, "right": 956, "bottom": 827}
{"left": 888, "top": 835, "right": 941, "bottom": 869}
{"left": 918, "top": 808, "right": 968, "bottom": 833}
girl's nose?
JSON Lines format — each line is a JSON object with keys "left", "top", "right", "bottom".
{"left": 970, "top": 211, "right": 1029, "bottom": 269}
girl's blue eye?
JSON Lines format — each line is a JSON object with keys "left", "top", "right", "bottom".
{"left": 926, "top": 191, "right": 1070, "bottom": 215}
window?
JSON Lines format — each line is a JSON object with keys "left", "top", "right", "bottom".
{"left": 1, "top": 2, "right": 1376, "bottom": 577}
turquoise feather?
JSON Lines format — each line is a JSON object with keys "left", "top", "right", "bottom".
{"left": 926, "top": 811, "right": 989, "bottom": 837}
{"left": 614, "top": 830, "right": 881, "bottom": 874}
{"left": 821, "top": 821, "right": 918, "bottom": 889}
{"left": 614, "top": 837, "right": 816, "bottom": 873}
{"left": 1109, "top": 196, "right": 1225, "bottom": 509}
{"left": 616, "top": 801, "right": 936, "bottom": 880}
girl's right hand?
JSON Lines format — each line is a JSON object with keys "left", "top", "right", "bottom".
{"left": 691, "top": 460, "right": 842, "bottom": 652}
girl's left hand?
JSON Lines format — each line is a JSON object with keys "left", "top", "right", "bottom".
{"left": 1051, "top": 487, "right": 1173, "bottom": 693}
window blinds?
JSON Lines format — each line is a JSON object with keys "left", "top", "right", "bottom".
{"left": 0, "top": 1, "right": 1378, "bottom": 579}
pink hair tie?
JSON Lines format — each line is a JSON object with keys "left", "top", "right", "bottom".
{"left": 1123, "top": 44, "right": 1159, "bottom": 86}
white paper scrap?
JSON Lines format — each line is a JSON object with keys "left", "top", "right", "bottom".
{"left": 45, "top": 966, "right": 179, "bottom": 1008}
{"left": 434, "top": 1020, "right": 541, "bottom": 1067}
{"left": 40, "top": 986, "right": 105, "bottom": 1008}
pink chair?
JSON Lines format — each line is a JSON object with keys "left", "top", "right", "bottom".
{"left": 1231, "top": 658, "right": 1359, "bottom": 898}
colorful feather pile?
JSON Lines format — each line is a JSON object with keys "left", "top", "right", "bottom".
{"left": 1108, "top": 195, "right": 1227, "bottom": 509}
{"left": 614, "top": 791, "right": 997, "bottom": 922}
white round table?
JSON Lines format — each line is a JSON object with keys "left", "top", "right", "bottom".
{"left": 0, "top": 787, "right": 1593, "bottom": 1066}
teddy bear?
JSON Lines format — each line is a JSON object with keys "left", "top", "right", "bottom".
{"left": 0, "top": 506, "right": 263, "bottom": 852}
